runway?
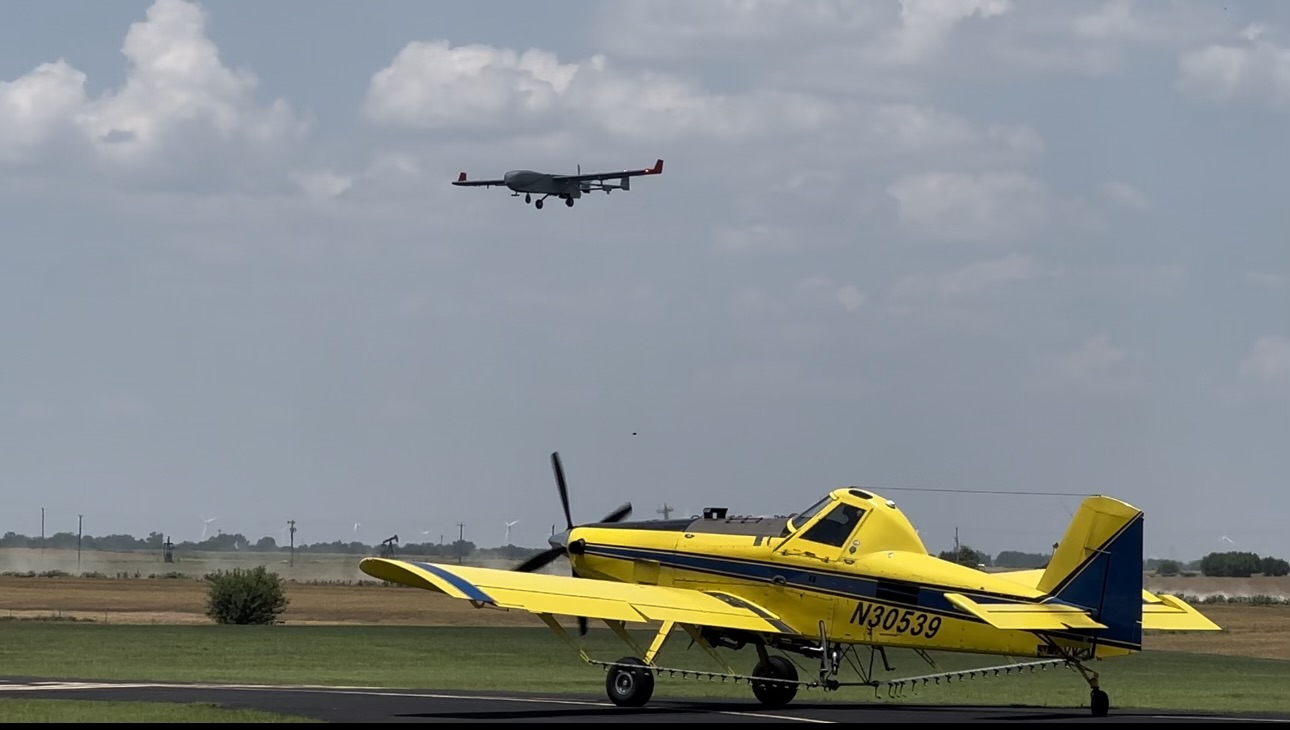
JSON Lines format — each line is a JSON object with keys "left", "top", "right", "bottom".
{"left": 3, "top": 679, "right": 1289, "bottom": 724}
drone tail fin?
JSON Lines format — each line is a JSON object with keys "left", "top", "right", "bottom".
{"left": 1036, "top": 495, "right": 1144, "bottom": 649}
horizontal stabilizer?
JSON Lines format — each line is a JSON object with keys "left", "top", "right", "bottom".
{"left": 945, "top": 592, "right": 1107, "bottom": 631}
{"left": 1141, "top": 591, "right": 1222, "bottom": 631}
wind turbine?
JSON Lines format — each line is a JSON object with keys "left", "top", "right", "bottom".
{"left": 200, "top": 516, "right": 217, "bottom": 540}
{"left": 505, "top": 519, "right": 519, "bottom": 545}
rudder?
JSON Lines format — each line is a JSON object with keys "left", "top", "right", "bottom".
{"left": 1037, "top": 495, "right": 1144, "bottom": 650}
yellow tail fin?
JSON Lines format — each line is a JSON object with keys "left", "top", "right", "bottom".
{"left": 1037, "top": 495, "right": 1145, "bottom": 649}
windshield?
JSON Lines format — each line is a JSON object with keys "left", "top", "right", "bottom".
{"left": 788, "top": 496, "right": 833, "bottom": 531}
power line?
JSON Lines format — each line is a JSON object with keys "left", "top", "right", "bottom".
{"left": 859, "top": 484, "right": 1091, "bottom": 497}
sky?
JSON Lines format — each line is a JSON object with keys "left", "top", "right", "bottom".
{"left": 1, "top": 0, "right": 1286, "bottom": 561}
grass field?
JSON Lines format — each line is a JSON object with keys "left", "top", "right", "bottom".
{"left": 3, "top": 574, "right": 1289, "bottom": 660}
{"left": 0, "top": 622, "right": 1286, "bottom": 714}
{"left": 0, "top": 698, "right": 319, "bottom": 723}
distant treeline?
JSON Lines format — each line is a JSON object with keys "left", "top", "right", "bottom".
{"left": 4, "top": 531, "right": 1286, "bottom": 577}
{"left": 938, "top": 545, "right": 1289, "bottom": 578}
{"left": 0, "top": 530, "right": 547, "bottom": 561}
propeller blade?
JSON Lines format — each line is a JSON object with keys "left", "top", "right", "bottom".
{"left": 578, "top": 616, "right": 588, "bottom": 636}
{"left": 600, "top": 502, "right": 633, "bottom": 524}
{"left": 551, "top": 452, "right": 574, "bottom": 531}
{"left": 513, "top": 546, "right": 565, "bottom": 573}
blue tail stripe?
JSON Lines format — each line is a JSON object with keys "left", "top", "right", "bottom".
{"left": 1049, "top": 514, "right": 1144, "bottom": 648}
{"left": 412, "top": 561, "right": 495, "bottom": 604}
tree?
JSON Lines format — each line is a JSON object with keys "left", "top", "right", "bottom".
{"left": 1200, "top": 551, "right": 1263, "bottom": 578}
{"left": 204, "top": 565, "right": 289, "bottom": 625}
{"left": 1260, "top": 556, "right": 1290, "bottom": 577}
{"left": 1155, "top": 559, "right": 1181, "bottom": 577}
{"left": 938, "top": 544, "right": 989, "bottom": 567}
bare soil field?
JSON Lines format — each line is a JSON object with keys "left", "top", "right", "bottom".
{"left": 0, "top": 576, "right": 554, "bottom": 627}
{"left": 1143, "top": 604, "right": 1290, "bottom": 661}
{"left": 0, "top": 547, "right": 531, "bottom": 583}
{"left": 1144, "top": 574, "right": 1290, "bottom": 600}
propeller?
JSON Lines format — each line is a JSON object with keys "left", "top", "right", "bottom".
{"left": 512, "top": 451, "right": 632, "bottom": 635}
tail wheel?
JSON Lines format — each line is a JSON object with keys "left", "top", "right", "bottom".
{"left": 605, "top": 656, "right": 654, "bottom": 708}
{"left": 751, "top": 655, "right": 799, "bottom": 707}
{"left": 1091, "top": 688, "right": 1109, "bottom": 717}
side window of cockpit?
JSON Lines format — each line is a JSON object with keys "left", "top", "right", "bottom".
{"left": 800, "top": 503, "right": 865, "bottom": 548}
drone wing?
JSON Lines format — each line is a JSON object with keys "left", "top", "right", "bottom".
{"left": 550, "top": 159, "right": 663, "bottom": 184}
{"left": 452, "top": 172, "right": 507, "bottom": 187}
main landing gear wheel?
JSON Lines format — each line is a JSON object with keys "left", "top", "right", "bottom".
{"left": 524, "top": 193, "right": 531, "bottom": 204}
{"left": 605, "top": 656, "right": 654, "bottom": 708}
{"left": 1091, "top": 688, "right": 1109, "bottom": 717}
{"left": 534, "top": 198, "right": 543, "bottom": 209}
{"left": 565, "top": 197, "right": 574, "bottom": 207}
{"left": 750, "top": 655, "right": 799, "bottom": 707}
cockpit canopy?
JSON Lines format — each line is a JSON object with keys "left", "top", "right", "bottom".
{"left": 785, "top": 488, "right": 927, "bottom": 555}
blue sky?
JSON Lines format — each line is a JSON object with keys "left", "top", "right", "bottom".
{"left": 1, "top": 0, "right": 1286, "bottom": 560}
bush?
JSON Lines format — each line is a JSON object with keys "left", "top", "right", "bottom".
{"left": 204, "top": 565, "right": 289, "bottom": 625}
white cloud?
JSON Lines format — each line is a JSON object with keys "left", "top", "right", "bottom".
{"left": 362, "top": 39, "right": 841, "bottom": 143}
{"left": 1176, "top": 27, "right": 1290, "bottom": 111}
{"left": 891, "top": 253, "right": 1062, "bottom": 300}
{"left": 875, "top": 0, "right": 1011, "bottom": 66}
{"left": 590, "top": 0, "right": 891, "bottom": 60}
{"left": 0, "top": 0, "right": 309, "bottom": 176}
{"left": 1099, "top": 180, "right": 1151, "bottom": 210}
{"left": 1073, "top": 0, "right": 1226, "bottom": 46}
{"left": 886, "top": 171, "right": 1069, "bottom": 242}
{"left": 1238, "top": 335, "right": 1290, "bottom": 385}
{"left": 1040, "top": 334, "right": 1142, "bottom": 394}
{"left": 0, "top": 60, "right": 87, "bottom": 163}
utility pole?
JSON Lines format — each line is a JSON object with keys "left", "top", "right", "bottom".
{"left": 77, "top": 514, "right": 83, "bottom": 572}
{"left": 456, "top": 522, "right": 464, "bottom": 564}
{"left": 954, "top": 526, "right": 960, "bottom": 565}
{"left": 40, "top": 507, "right": 45, "bottom": 561}
{"left": 288, "top": 520, "right": 296, "bottom": 567}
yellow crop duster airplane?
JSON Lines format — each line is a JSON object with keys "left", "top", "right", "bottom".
{"left": 359, "top": 452, "right": 1220, "bottom": 718}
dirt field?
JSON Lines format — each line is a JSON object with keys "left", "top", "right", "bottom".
{"left": 1144, "top": 575, "right": 1290, "bottom": 601}
{"left": 3, "top": 574, "right": 1287, "bottom": 660}
{"left": 0, "top": 576, "right": 554, "bottom": 627}
{"left": 1143, "top": 604, "right": 1290, "bottom": 661}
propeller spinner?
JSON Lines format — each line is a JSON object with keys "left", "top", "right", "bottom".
{"left": 511, "top": 451, "right": 632, "bottom": 635}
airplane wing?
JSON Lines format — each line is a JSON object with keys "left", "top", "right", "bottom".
{"left": 550, "top": 159, "right": 663, "bottom": 183}
{"left": 944, "top": 592, "right": 1108, "bottom": 630}
{"left": 358, "top": 557, "right": 798, "bottom": 634}
{"left": 452, "top": 172, "right": 507, "bottom": 187}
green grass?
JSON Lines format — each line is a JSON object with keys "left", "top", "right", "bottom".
{"left": 1, "top": 623, "right": 1287, "bottom": 715}
{"left": 0, "top": 698, "right": 319, "bottom": 722}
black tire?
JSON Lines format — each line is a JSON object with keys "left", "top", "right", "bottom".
{"left": 1091, "top": 688, "right": 1109, "bottom": 717}
{"left": 565, "top": 197, "right": 574, "bottom": 207}
{"left": 605, "top": 656, "right": 655, "bottom": 708}
{"left": 751, "top": 655, "right": 799, "bottom": 707}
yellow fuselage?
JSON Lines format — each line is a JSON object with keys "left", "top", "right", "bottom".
{"left": 560, "top": 489, "right": 1130, "bottom": 661}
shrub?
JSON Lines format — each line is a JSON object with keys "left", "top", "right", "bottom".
{"left": 204, "top": 565, "right": 289, "bottom": 625}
